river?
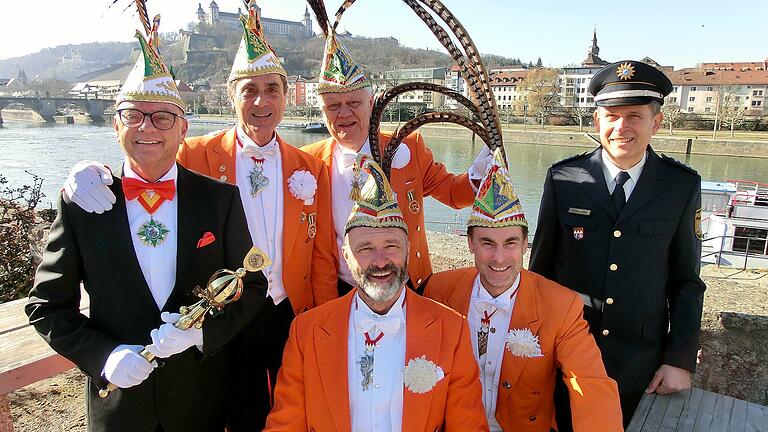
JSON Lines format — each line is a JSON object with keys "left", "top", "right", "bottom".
{"left": 1, "top": 120, "right": 767, "bottom": 234}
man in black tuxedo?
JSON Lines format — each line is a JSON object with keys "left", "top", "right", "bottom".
{"left": 530, "top": 60, "right": 706, "bottom": 429}
{"left": 26, "top": 27, "right": 266, "bottom": 432}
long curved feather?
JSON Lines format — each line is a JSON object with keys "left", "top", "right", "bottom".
{"left": 332, "top": 0, "right": 358, "bottom": 31}
{"left": 134, "top": 0, "right": 151, "bottom": 36}
{"left": 306, "top": 0, "right": 330, "bottom": 37}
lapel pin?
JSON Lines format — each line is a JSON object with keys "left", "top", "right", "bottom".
{"left": 299, "top": 212, "right": 306, "bottom": 223}
{"left": 502, "top": 381, "right": 512, "bottom": 389}
{"left": 573, "top": 227, "right": 584, "bottom": 240}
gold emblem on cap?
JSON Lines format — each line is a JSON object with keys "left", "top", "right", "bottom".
{"left": 616, "top": 62, "right": 636, "bottom": 81}
{"left": 243, "top": 246, "right": 272, "bottom": 272}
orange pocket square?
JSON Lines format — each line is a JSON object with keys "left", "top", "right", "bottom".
{"left": 197, "top": 232, "right": 215, "bottom": 248}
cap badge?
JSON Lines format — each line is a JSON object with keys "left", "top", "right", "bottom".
{"left": 616, "top": 62, "right": 636, "bottom": 81}
{"left": 573, "top": 227, "right": 584, "bottom": 240}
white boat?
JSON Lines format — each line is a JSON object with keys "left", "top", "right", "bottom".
{"left": 701, "top": 180, "right": 768, "bottom": 269}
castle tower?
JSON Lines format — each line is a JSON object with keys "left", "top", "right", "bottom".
{"left": 303, "top": 6, "right": 313, "bottom": 38}
{"left": 209, "top": 0, "right": 219, "bottom": 27}
{"left": 196, "top": 3, "right": 206, "bottom": 23}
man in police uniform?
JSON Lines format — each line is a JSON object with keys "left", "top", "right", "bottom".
{"left": 529, "top": 60, "right": 706, "bottom": 428}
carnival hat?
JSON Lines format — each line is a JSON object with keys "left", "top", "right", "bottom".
{"left": 228, "top": 0, "right": 287, "bottom": 83}
{"left": 317, "top": 28, "right": 370, "bottom": 94}
{"left": 467, "top": 148, "right": 527, "bottom": 229}
{"left": 589, "top": 60, "right": 673, "bottom": 107}
{"left": 117, "top": 6, "right": 184, "bottom": 111}
{"left": 345, "top": 155, "right": 407, "bottom": 234}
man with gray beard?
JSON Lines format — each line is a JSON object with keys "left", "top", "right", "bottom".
{"left": 265, "top": 157, "right": 488, "bottom": 431}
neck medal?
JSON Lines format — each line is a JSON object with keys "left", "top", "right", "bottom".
{"left": 359, "top": 331, "right": 382, "bottom": 391}
{"left": 248, "top": 160, "right": 269, "bottom": 197}
{"left": 477, "top": 309, "right": 497, "bottom": 358}
{"left": 137, "top": 217, "right": 170, "bottom": 247}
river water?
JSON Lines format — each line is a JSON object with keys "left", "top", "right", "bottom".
{"left": 1, "top": 120, "right": 767, "bottom": 234}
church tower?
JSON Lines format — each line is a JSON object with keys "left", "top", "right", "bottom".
{"left": 303, "top": 6, "right": 313, "bottom": 38}
{"left": 581, "top": 28, "right": 608, "bottom": 67}
{"left": 196, "top": 3, "right": 206, "bottom": 24}
{"left": 209, "top": 0, "right": 220, "bottom": 27}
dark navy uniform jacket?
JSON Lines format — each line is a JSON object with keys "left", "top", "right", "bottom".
{"left": 529, "top": 146, "right": 706, "bottom": 394}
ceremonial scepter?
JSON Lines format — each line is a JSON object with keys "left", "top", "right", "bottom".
{"left": 99, "top": 246, "right": 270, "bottom": 398}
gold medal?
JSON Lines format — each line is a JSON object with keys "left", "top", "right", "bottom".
{"left": 407, "top": 190, "right": 419, "bottom": 214}
{"left": 307, "top": 212, "right": 317, "bottom": 239}
{"left": 243, "top": 246, "right": 272, "bottom": 272}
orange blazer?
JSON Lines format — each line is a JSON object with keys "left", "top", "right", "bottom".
{"left": 178, "top": 128, "right": 338, "bottom": 314}
{"left": 264, "top": 288, "right": 490, "bottom": 432}
{"left": 301, "top": 131, "right": 475, "bottom": 289}
{"left": 425, "top": 268, "right": 623, "bottom": 432}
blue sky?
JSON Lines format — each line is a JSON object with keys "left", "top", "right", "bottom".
{"left": 1, "top": 0, "right": 765, "bottom": 68}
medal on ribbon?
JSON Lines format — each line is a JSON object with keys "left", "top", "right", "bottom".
{"left": 359, "top": 331, "right": 383, "bottom": 391}
{"left": 307, "top": 212, "right": 317, "bottom": 239}
{"left": 477, "top": 309, "right": 497, "bottom": 358}
{"left": 407, "top": 189, "right": 420, "bottom": 214}
{"left": 137, "top": 217, "right": 169, "bottom": 247}
{"left": 248, "top": 159, "right": 269, "bottom": 197}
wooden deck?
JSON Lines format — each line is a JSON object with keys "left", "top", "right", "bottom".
{"left": 628, "top": 387, "right": 768, "bottom": 432}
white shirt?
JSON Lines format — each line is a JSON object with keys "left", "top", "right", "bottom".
{"left": 348, "top": 288, "right": 406, "bottom": 432}
{"left": 467, "top": 273, "right": 521, "bottom": 432}
{"left": 123, "top": 162, "right": 178, "bottom": 310}
{"left": 600, "top": 149, "right": 647, "bottom": 201}
{"left": 332, "top": 138, "right": 372, "bottom": 285}
{"left": 235, "top": 126, "right": 286, "bottom": 304}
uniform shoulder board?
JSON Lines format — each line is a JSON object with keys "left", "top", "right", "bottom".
{"left": 660, "top": 153, "right": 699, "bottom": 175}
{"left": 551, "top": 151, "right": 589, "bottom": 168}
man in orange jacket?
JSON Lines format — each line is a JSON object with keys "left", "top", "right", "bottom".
{"left": 265, "top": 157, "right": 488, "bottom": 432}
{"left": 60, "top": 4, "right": 337, "bottom": 429}
{"left": 425, "top": 150, "right": 623, "bottom": 432}
{"left": 300, "top": 25, "right": 491, "bottom": 295}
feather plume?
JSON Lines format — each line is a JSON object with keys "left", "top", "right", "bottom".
{"left": 134, "top": 0, "right": 151, "bottom": 36}
{"left": 306, "top": 0, "right": 330, "bottom": 37}
{"left": 332, "top": 0, "right": 358, "bottom": 31}
{"left": 150, "top": 14, "right": 161, "bottom": 48}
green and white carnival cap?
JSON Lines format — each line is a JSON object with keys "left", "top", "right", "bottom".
{"left": 345, "top": 155, "right": 408, "bottom": 234}
{"left": 317, "top": 28, "right": 370, "bottom": 94}
{"left": 117, "top": 15, "right": 184, "bottom": 111}
{"left": 228, "top": 1, "right": 287, "bottom": 82}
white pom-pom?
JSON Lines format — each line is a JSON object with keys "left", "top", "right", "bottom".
{"left": 403, "top": 355, "right": 443, "bottom": 394}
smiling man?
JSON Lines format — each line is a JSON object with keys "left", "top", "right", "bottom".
{"left": 26, "top": 18, "right": 265, "bottom": 432}
{"left": 301, "top": 28, "right": 491, "bottom": 295}
{"left": 529, "top": 60, "right": 706, "bottom": 428}
{"left": 425, "top": 149, "right": 622, "bottom": 432}
{"left": 265, "top": 157, "right": 488, "bottom": 432}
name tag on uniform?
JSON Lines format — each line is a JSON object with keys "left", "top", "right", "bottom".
{"left": 568, "top": 207, "right": 591, "bottom": 216}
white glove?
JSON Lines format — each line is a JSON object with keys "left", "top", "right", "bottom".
{"left": 468, "top": 146, "right": 493, "bottom": 181}
{"left": 102, "top": 344, "right": 153, "bottom": 389}
{"left": 62, "top": 160, "right": 116, "bottom": 214}
{"left": 145, "top": 312, "right": 204, "bottom": 359}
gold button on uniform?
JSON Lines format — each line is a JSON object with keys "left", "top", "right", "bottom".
{"left": 613, "top": 230, "right": 621, "bottom": 238}
{"left": 219, "top": 165, "right": 226, "bottom": 173}
{"left": 606, "top": 297, "right": 614, "bottom": 305}
{"left": 219, "top": 175, "right": 227, "bottom": 182}
{"left": 602, "top": 329, "right": 610, "bottom": 336}
{"left": 609, "top": 263, "right": 618, "bottom": 271}
{"left": 417, "top": 226, "right": 421, "bottom": 232}
{"left": 416, "top": 252, "right": 421, "bottom": 258}
{"left": 417, "top": 278, "right": 423, "bottom": 285}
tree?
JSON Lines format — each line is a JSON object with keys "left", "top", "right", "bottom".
{"left": 661, "top": 104, "right": 683, "bottom": 135}
{"left": 205, "top": 86, "right": 230, "bottom": 115}
{"left": 569, "top": 107, "right": 593, "bottom": 132}
{"left": 384, "top": 105, "right": 399, "bottom": 123}
{"left": 515, "top": 68, "right": 561, "bottom": 129}
{"left": 719, "top": 95, "right": 746, "bottom": 137}
{"left": 407, "top": 104, "right": 425, "bottom": 119}
{"left": 535, "top": 57, "right": 543, "bottom": 68}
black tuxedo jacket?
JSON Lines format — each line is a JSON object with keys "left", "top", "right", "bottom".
{"left": 27, "top": 164, "right": 266, "bottom": 432}
{"left": 529, "top": 147, "right": 706, "bottom": 394}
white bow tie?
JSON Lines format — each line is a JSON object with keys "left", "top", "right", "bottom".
{"left": 242, "top": 144, "right": 277, "bottom": 161}
{"left": 354, "top": 307, "right": 402, "bottom": 336}
{"left": 340, "top": 145, "right": 411, "bottom": 170}
{"left": 473, "top": 297, "right": 511, "bottom": 315}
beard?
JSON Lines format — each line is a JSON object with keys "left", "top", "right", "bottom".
{"left": 352, "top": 261, "right": 409, "bottom": 302}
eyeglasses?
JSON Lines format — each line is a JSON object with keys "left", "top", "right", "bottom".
{"left": 117, "top": 109, "right": 182, "bottom": 131}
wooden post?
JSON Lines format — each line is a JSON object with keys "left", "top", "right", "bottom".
{"left": 0, "top": 395, "right": 13, "bottom": 432}
{"left": 686, "top": 138, "right": 693, "bottom": 155}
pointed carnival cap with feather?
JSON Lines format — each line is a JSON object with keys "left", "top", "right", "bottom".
{"left": 345, "top": 154, "right": 407, "bottom": 234}
{"left": 467, "top": 148, "right": 527, "bottom": 229}
{"left": 228, "top": 0, "right": 287, "bottom": 82}
{"left": 117, "top": 10, "right": 184, "bottom": 110}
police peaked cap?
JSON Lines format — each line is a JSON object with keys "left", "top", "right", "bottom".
{"left": 589, "top": 60, "right": 673, "bottom": 107}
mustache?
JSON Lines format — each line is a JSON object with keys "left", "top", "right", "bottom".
{"left": 364, "top": 263, "right": 398, "bottom": 277}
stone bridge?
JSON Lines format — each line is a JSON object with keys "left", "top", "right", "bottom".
{"left": 0, "top": 97, "right": 115, "bottom": 124}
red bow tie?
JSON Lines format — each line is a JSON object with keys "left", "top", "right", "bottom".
{"left": 122, "top": 177, "right": 176, "bottom": 201}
